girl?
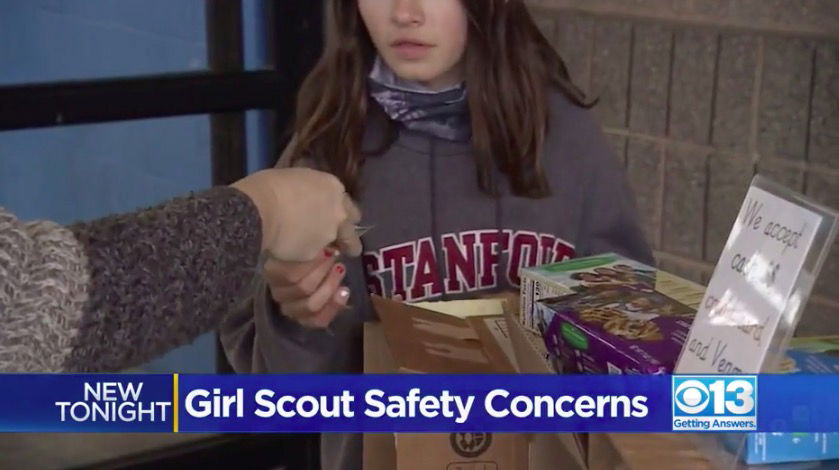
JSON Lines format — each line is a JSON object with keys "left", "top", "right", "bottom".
{"left": 221, "top": 0, "right": 653, "bottom": 468}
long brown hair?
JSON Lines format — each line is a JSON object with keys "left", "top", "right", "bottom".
{"left": 288, "top": 0, "right": 590, "bottom": 198}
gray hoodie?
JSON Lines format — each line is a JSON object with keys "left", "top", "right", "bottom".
{"left": 220, "top": 90, "right": 653, "bottom": 469}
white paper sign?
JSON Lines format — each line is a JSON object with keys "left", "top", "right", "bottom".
{"left": 676, "top": 185, "right": 824, "bottom": 374}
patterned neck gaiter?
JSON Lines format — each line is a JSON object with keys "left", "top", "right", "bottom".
{"left": 368, "top": 56, "right": 471, "bottom": 143}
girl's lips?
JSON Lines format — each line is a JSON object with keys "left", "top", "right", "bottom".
{"left": 390, "top": 41, "right": 433, "bottom": 60}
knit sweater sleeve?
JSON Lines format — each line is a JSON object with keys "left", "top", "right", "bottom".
{"left": 0, "top": 186, "right": 262, "bottom": 373}
{"left": 0, "top": 208, "right": 91, "bottom": 372}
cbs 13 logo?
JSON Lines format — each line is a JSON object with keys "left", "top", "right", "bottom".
{"left": 673, "top": 376, "right": 757, "bottom": 417}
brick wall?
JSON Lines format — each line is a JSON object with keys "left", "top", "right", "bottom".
{"left": 527, "top": 0, "right": 839, "bottom": 334}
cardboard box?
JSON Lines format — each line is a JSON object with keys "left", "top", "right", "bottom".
{"left": 364, "top": 294, "right": 717, "bottom": 470}
{"left": 366, "top": 295, "right": 516, "bottom": 374}
{"left": 363, "top": 295, "right": 587, "bottom": 470}
{"left": 503, "top": 296, "right": 714, "bottom": 470}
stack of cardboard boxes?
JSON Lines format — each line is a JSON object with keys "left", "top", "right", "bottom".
{"left": 363, "top": 253, "right": 838, "bottom": 468}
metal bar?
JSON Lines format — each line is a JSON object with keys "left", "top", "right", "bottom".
{"left": 206, "top": 0, "right": 247, "bottom": 186}
{"left": 267, "top": 0, "right": 324, "bottom": 155}
{"left": 0, "top": 70, "right": 286, "bottom": 131}
{"left": 270, "top": 0, "right": 323, "bottom": 90}
{"left": 206, "top": 0, "right": 247, "bottom": 375}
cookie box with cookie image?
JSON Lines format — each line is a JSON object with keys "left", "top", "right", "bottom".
{"left": 722, "top": 336, "right": 839, "bottom": 465}
{"left": 536, "top": 287, "right": 696, "bottom": 374}
{"left": 519, "top": 253, "right": 705, "bottom": 333}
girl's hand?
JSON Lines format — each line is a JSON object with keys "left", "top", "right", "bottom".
{"left": 264, "top": 248, "right": 350, "bottom": 328}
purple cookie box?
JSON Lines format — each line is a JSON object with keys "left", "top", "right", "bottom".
{"left": 537, "top": 292, "right": 695, "bottom": 375}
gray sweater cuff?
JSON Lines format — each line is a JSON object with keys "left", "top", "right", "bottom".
{"left": 64, "top": 186, "right": 262, "bottom": 372}
{"left": 0, "top": 210, "right": 91, "bottom": 372}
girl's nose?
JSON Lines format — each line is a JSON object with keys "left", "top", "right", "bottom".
{"left": 391, "top": 0, "right": 424, "bottom": 27}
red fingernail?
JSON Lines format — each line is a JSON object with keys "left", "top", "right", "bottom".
{"left": 336, "top": 264, "right": 345, "bottom": 275}
{"left": 324, "top": 248, "right": 334, "bottom": 258}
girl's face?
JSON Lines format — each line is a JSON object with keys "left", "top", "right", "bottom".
{"left": 358, "top": 0, "right": 468, "bottom": 90}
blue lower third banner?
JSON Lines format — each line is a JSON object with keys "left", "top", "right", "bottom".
{"left": 0, "top": 375, "right": 837, "bottom": 433}
{"left": 0, "top": 374, "right": 173, "bottom": 432}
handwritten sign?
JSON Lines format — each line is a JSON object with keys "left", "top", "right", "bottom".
{"left": 676, "top": 183, "right": 825, "bottom": 374}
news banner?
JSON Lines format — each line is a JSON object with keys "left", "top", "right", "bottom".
{"left": 0, "top": 374, "right": 837, "bottom": 433}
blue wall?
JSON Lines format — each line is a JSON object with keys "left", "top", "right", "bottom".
{"left": 0, "top": 0, "right": 271, "bottom": 373}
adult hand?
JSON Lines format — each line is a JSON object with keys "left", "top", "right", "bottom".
{"left": 231, "top": 168, "right": 362, "bottom": 262}
{"left": 231, "top": 168, "right": 361, "bottom": 328}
